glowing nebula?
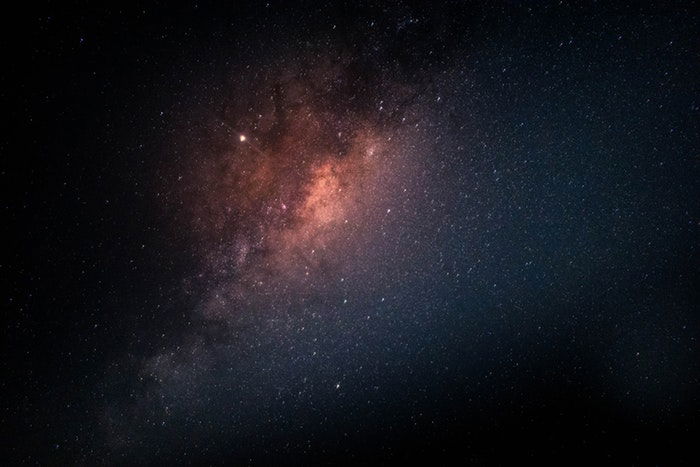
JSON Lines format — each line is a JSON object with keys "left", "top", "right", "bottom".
{"left": 175, "top": 56, "right": 416, "bottom": 320}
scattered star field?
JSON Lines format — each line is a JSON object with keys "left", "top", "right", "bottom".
{"left": 5, "top": 1, "right": 699, "bottom": 464}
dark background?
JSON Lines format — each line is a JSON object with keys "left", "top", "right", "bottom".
{"left": 4, "top": 1, "right": 698, "bottom": 464}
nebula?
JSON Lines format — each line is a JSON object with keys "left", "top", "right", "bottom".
{"left": 176, "top": 53, "right": 421, "bottom": 322}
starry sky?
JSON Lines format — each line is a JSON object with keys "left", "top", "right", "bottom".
{"left": 5, "top": 1, "right": 699, "bottom": 464}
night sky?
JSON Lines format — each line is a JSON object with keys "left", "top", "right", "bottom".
{"left": 5, "top": 1, "right": 699, "bottom": 464}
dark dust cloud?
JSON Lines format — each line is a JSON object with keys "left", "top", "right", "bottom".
{"left": 5, "top": 1, "right": 699, "bottom": 464}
